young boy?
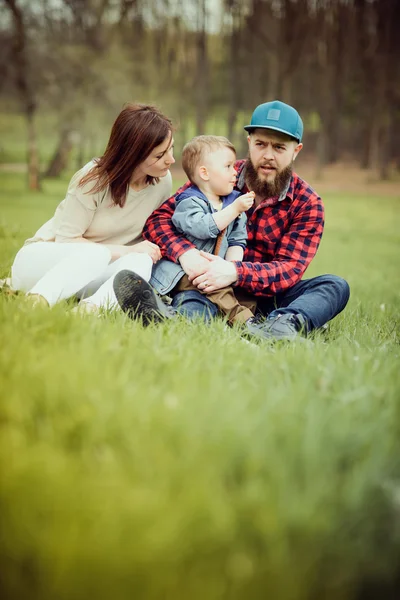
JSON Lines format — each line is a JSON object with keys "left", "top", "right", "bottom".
{"left": 149, "top": 135, "right": 256, "bottom": 324}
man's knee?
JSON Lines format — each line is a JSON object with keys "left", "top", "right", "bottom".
{"left": 323, "top": 274, "right": 350, "bottom": 305}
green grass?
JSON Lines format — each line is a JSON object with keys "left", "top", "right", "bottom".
{"left": 0, "top": 171, "right": 399, "bottom": 600}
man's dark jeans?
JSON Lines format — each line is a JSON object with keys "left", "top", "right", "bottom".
{"left": 171, "top": 274, "right": 350, "bottom": 332}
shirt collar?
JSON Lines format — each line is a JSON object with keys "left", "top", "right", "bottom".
{"left": 236, "top": 162, "right": 294, "bottom": 203}
{"left": 177, "top": 183, "right": 239, "bottom": 209}
{"left": 278, "top": 178, "right": 292, "bottom": 202}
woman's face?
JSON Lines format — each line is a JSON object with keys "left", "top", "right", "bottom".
{"left": 139, "top": 132, "right": 175, "bottom": 178}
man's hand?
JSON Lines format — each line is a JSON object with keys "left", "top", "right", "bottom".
{"left": 179, "top": 248, "right": 211, "bottom": 279}
{"left": 191, "top": 251, "right": 238, "bottom": 292}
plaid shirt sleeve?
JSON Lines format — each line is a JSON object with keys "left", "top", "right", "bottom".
{"left": 142, "top": 181, "right": 196, "bottom": 263}
{"left": 234, "top": 194, "right": 324, "bottom": 296}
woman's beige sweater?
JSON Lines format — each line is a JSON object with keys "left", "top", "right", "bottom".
{"left": 25, "top": 160, "right": 172, "bottom": 247}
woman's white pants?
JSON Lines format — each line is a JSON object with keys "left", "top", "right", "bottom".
{"left": 11, "top": 242, "right": 152, "bottom": 309}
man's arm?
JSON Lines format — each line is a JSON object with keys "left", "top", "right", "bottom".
{"left": 142, "top": 183, "right": 195, "bottom": 263}
{"left": 235, "top": 197, "right": 324, "bottom": 296}
{"left": 194, "top": 196, "right": 324, "bottom": 296}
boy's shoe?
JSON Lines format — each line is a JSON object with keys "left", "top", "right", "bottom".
{"left": 244, "top": 312, "right": 307, "bottom": 342}
{"left": 113, "top": 270, "right": 176, "bottom": 325}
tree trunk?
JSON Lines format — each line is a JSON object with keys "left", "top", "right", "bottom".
{"left": 45, "top": 129, "right": 74, "bottom": 178}
{"left": 5, "top": 0, "right": 41, "bottom": 190}
{"left": 76, "top": 132, "right": 85, "bottom": 171}
{"left": 27, "top": 106, "right": 40, "bottom": 189}
{"left": 379, "top": 116, "right": 391, "bottom": 181}
{"left": 195, "top": 0, "right": 208, "bottom": 135}
{"left": 360, "top": 120, "right": 371, "bottom": 170}
{"left": 378, "top": 0, "right": 398, "bottom": 180}
{"left": 226, "top": 4, "right": 241, "bottom": 143}
{"left": 366, "top": 0, "right": 394, "bottom": 179}
{"left": 326, "top": 2, "right": 345, "bottom": 164}
{"left": 315, "top": 128, "right": 326, "bottom": 181}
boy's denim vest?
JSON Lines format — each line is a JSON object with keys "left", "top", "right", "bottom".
{"left": 150, "top": 186, "right": 246, "bottom": 296}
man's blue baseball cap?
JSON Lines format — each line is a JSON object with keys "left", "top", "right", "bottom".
{"left": 244, "top": 100, "right": 303, "bottom": 142}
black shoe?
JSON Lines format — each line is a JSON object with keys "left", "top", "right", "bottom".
{"left": 244, "top": 312, "right": 307, "bottom": 342}
{"left": 113, "top": 270, "right": 176, "bottom": 325}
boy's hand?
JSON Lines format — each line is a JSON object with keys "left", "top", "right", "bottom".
{"left": 234, "top": 191, "right": 255, "bottom": 214}
{"left": 179, "top": 248, "right": 210, "bottom": 279}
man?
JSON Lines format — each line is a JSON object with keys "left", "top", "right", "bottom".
{"left": 113, "top": 100, "right": 350, "bottom": 341}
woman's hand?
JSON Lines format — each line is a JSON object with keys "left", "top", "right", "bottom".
{"left": 131, "top": 240, "right": 162, "bottom": 263}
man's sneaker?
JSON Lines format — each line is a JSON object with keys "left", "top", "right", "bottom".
{"left": 113, "top": 270, "right": 176, "bottom": 325}
{"left": 244, "top": 312, "right": 307, "bottom": 342}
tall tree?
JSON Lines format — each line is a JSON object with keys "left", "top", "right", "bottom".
{"left": 225, "top": 0, "right": 244, "bottom": 144}
{"left": 195, "top": 0, "right": 208, "bottom": 134}
{"left": 367, "top": 0, "right": 398, "bottom": 179}
{"left": 315, "top": 0, "right": 347, "bottom": 167}
{"left": 4, "top": 0, "right": 40, "bottom": 190}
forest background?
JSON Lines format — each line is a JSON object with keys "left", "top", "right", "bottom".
{"left": 1, "top": 0, "right": 400, "bottom": 188}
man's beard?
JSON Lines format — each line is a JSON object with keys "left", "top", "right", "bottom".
{"left": 244, "top": 157, "right": 293, "bottom": 199}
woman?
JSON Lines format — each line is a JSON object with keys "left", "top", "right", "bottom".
{"left": 10, "top": 103, "right": 175, "bottom": 311}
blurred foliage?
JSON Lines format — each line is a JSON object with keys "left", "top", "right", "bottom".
{"left": 0, "top": 0, "right": 399, "bottom": 178}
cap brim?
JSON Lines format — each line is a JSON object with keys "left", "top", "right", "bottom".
{"left": 244, "top": 124, "right": 300, "bottom": 142}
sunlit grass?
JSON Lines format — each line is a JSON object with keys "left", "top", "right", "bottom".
{"left": 0, "top": 171, "right": 399, "bottom": 600}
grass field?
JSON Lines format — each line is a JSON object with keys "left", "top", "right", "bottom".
{"left": 0, "top": 170, "right": 399, "bottom": 600}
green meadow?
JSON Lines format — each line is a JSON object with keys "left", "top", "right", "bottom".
{"left": 0, "top": 170, "right": 399, "bottom": 599}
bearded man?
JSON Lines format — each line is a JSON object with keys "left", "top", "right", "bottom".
{"left": 114, "top": 101, "right": 350, "bottom": 341}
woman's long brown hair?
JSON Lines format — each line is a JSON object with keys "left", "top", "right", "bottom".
{"left": 79, "top": 103, "right": 173, "bottom": 207}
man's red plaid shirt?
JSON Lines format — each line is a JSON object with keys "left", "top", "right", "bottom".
{"left": 143, "top": 160, "right": 324, "bottom": 297}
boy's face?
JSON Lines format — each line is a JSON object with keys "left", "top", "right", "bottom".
{"left": 200, "top": 147, "right": 237, "bottom": 196}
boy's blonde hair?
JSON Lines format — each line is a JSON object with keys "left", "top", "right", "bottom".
{"left": 181, "top": 135, "right": 236, "bottom": 183}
